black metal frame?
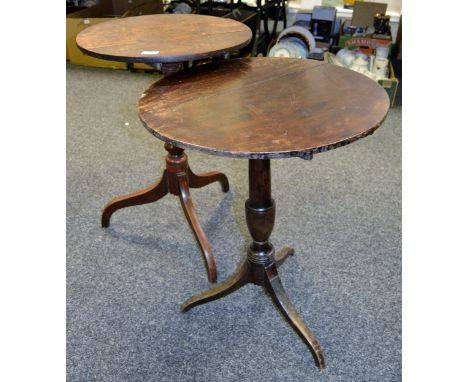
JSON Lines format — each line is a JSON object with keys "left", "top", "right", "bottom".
{"left": 191, "top": 0, "right": 288, "bottom": 56}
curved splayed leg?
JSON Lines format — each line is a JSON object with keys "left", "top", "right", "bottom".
{"left": 275, "top": 246, "right": 295, "bottom": 267}
{"left": 187, "top": 166, "right": 229, "bottom": 192}
{"left": 181, "top": 261, "right": 250, "bottom": 312}
{"left": 178, "top": 174, "right": 217, "bottom": 283}
{"left": 264, "top": 263, "right": 325, "bottom": 369}
{"left": 101, "top": 171, "right": 168, "bottom": 227}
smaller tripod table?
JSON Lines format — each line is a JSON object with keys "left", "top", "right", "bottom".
{"left": 76, "top": 14, "right": 252, "bottom": 283}
{"left": 139, "top": 57, "right": 390, "bottom": 368}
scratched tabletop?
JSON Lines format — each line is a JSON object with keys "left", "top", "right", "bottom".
{"left": 138, "top": 57, "right": 390, "bottom": 159}
{"left": 76, "top": 14, "right": 252, "bottom": 64}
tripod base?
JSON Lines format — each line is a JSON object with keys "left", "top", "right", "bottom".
{"left": 181, "top": 159, "right": 325, "bottom": 369}
{"left": 101, "top": 143, "right": 229, "bottom": 283}
{"left": 181, "top": 247, "right": 325, "bottom": 369}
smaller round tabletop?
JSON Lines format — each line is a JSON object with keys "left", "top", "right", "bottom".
{"left": 76, "top": 14, "right": 252, "bottom": 64}
{"left": 138, "top": 58, "right": 390, "bottom": 159}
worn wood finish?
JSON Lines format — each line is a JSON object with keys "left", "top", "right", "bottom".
{"left": 101, "top": 143, "right": 229, "bottom": 283}
{"left": 101, "top": 171, "right": 168, "bottom": 227}
{"left": 181, "top": 159, "right": 325, "bottom": 368}
{"left": 76, "top": 14, "right": 252, "bottom": 64}
{"left": 139, "top": 57, "right": 390, "bottom": 159}
{"left": 79, "top": 14, "right": 245, "bottom": 283}
{"left": 143, "top": 59, "right": 390, "bottom": 368}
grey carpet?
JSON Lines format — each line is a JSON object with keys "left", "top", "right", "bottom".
{"left": 67, "top": 63, "right": 401, "bottom": 382}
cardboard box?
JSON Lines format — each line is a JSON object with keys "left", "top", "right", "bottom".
{"left": 338, "top": 15, "right": 392, "bottom": 55}
{"left": 351, "top": 1, "right": 387, "bottom": 28}
{"left": 66, "top": 0, "right": 163, "bottom": 69}
{"left": 338, "top": 35, "right": 392, "bottom": 55}
{"left": 378, "top": 61, "right": 398, "bottom": 108}
{"left": 325, "top": 52, "right": 399, "bottom": 107}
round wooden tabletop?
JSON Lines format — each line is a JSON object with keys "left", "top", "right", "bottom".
{"left": 76, "top": 14, "right": 252, "bottom": 64}
{"left": 139, "top": 58, "right": 390, "bottom": 159}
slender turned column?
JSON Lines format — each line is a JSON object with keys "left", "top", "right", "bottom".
{"left": 181, "top": 158, "right": 325, "bottom": 368}
{"left": 164, "top": 143, "right": 187, "bottom": 195}
{"left": 245, "top": 159, "right": 276, "bottom": 272}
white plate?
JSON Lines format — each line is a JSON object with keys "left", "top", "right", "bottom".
{"left": 277, "top": 25, "right": 316, "bottom": 52}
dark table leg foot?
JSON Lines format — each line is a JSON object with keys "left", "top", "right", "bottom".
{"left": 178, "top": 174, "right": 218, "bottom": 283}
{"left": 264, "top": 263, "right": 325, "bottom": 369}
{"left": 181, "top": 261, "right": 250, "bottom": 312}
{"left": 275, "top": 246, "right": 295, "bottom": 267}
{"left": 101, "top": 171, "right": 169, "bottom": 227}
{"left": 188, "top": 166, "right": 230, "bottom": 192}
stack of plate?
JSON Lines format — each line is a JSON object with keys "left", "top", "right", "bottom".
{"left": 268, "top": 26, "right": 316, "bottom": 59}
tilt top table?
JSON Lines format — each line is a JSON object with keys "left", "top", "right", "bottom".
{"left": 76, "top": 14, "right": 252, "bottom": 283}
{"left": 139, "top": 57, "right": 390, "bottom": 368}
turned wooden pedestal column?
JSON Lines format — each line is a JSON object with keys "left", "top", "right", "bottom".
{"left": 181, "top": 159, "right": 325, "bottom": 368}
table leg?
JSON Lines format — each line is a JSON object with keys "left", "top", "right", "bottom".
{"left": 181, "top": 261, "right": 250, "bottom": 312}
{"left": 101, "top": 143, "right": 229, "bottom": 283}
{"left": 274, "top": 246, "right": 294, "bottom": 267}
{"left": 187, "top": 167, "right": 229, "bottom": 192}
{"left": 101, "top": 172, "right": 168, "bottom": 227}
{"left": 178, "top": 174, "right": 217, "bottom": 283}
{"left": 181, "top": 159, "right": 325, "bottom": 368}
{"left": 264, "top": 262, "right": 325, "bottom": 369}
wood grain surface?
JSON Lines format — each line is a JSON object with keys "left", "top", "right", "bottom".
{"left": 139, "top": 58, "right": 390, "bottom": 159}
{"left": 76, "top": 14, "right": 252, "bottom": 64}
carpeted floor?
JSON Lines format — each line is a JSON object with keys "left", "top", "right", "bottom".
{"left": 67, "top": 63, "right": 401, "bottom": 382}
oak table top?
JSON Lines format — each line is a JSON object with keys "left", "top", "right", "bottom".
{"left": 139, "top": 57, "right": 390, "bottom": 159}
{"left": 76, "top": 14, "right": 252, "bottom": 64}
